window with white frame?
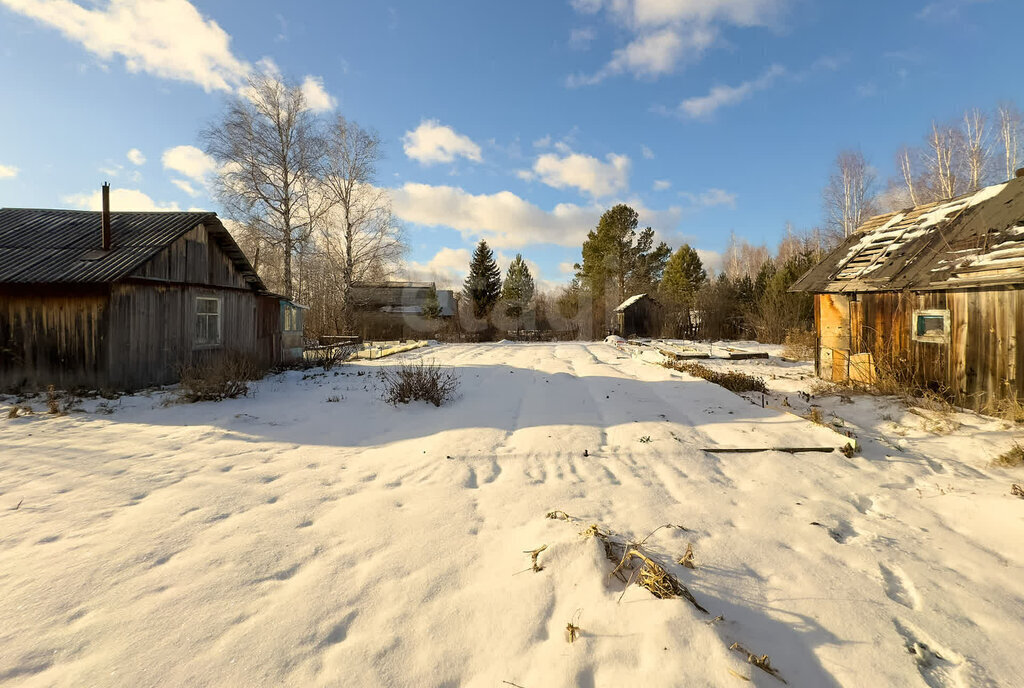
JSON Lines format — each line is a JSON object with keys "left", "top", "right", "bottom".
{"left": 195, "top": 297, "right": 222, "bottom": 347}
{"left": 912, "top": 309, "right": 949, "bottom": 343}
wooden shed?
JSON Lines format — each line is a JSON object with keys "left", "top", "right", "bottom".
{"left": 791, "top": 175, "right": 1024, "bottom": 410}
{"left": 349, "top": 281, "right": 454, "bottom": 340}
{"left": 0, "top": 189, "right": 297, "bottom": 391}
{"left": 614, "top": 293, "right": 662, "bottom": 338}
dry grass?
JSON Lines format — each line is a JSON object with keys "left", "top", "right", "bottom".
{"left": 177, "top": 351, "right": 266, "bottom": 403}
{"left": 993, "top": 442, "right": 1024, "bottom": 468}
{"left": 806, "top": 407, "right": 825, "bottom": 425}
{"left": 730, "top": 643, "right": 788, "bottom": 684}
{"left": 665, "top": 361, "right": 768, "bottom": 394}
{"left": 678, "top": 543, "right": 696, "bottom": 569}
{"left": 781, "top": 328, "right": 815, "bottom": 361}
{"left": 379, "top": 360, "right": 459, "bottom": 407}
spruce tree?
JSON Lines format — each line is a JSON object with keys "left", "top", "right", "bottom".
{"left": 422, "top": 285, "right": 442, "bottom": 319}
{"left": 462, "top": 240, "right": 502, "bottom": 319}
{"left": 501, "top": 254, "right": 535, "bottom": 327}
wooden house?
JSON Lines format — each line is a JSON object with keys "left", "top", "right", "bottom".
{"left": 614, "top": 293, "right": 662, "bottom": 338}
{"left": 0, "top": 186, "right": 300, "bottom": 391}
{"left": 349, "top": 281, "right": 455, "bottom": 340}
{"left": 791, "top": 174, "right": 1024, "bottom": 410}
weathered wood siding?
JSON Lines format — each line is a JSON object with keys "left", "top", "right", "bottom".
{"left": 618, "top": 297, "right": 663, "bottom": 338}
{"left": 105, "top": 284, "right": 261, "bottom": 388}
{"left": 0, "top": 222, "right": 287, "bottom": 391}
{"left": 0, "top": 286, "right": 109, "bottom": 391}
{"left": 815, "top": 288, "right": 1024, "bottom": 409}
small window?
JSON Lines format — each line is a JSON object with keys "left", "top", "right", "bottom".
{"left": 195, "top": 297, "right": 221, "bottom": 348}
{"left": 912, "top": 309, "right": 949, "bottom": 343}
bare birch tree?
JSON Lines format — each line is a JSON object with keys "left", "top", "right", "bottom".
{"left": 962, "top": 108, "right": 992, "bottom": 192}
{"left": 203, "top": 72, "right": 319, "bottom": 298}
{"left": 924, "top": 121, "right": 963, "bottom": 200}
{"left": 317, "top": 116, "right": 406, "bottom": 330}
{"left": 823, "top": 150, "right": 877, "bottom": 238}
{"left": 997, "top": 102, "right": 1023, "bottom": 180}
{"left": 896, "top": 146, "right": 920, "bottom": 207}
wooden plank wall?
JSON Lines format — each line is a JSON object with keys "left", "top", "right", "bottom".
{"left": 840, "top": 288, "right": 1023, "bottom": 409}
{"left": 0, "top": 287, "right": 109, "bottom": 391}
{"left": 132, "top": 224, "right": 249, "bottom": 290}
{"left": 106, "top": 284, "right": 260, "bottom": 388}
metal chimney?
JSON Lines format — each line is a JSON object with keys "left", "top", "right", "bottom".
{"left": 101, "top": 182, "right": 111, "bottom": 250}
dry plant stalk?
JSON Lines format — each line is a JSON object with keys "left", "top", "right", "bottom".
{"left": 524, "top": 544, "right": 547, "bottom": 572}
{"left": 679, "top": 543, "right": 696, "bottom": 569}
{"left": 1011, "top": 484, "right": 1024, "bottom": 499}
{"left": 565, "top": 621, "right": 580, "bottom": 643}
{"left": 730, "top": 643, "right": 788, "bottom": 684}
{"left": 545, "top": 510, "right": 574, "bottom": 521}
{"left": 612, "top": 548, "right": 708, "bottom": 613}
{"left": 727, "top": 668, "right": 751, "bottom": 682}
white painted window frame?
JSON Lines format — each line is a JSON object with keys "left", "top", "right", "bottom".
{"left": 911, "top": 308, "right": 950, "bottom": 344}
{"left": 194, "top": 296, "right": 223, "bottom": 349}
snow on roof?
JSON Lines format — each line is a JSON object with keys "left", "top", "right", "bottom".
{"left": 792, "top": 176, "right": 1024, "bottom": 293}
{"left": 614, "top": 293, "right": 648, "bottom": 311}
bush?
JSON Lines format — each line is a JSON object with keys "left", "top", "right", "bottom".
{"left": 666, "top": 361, "right": 768, "bottom": 394}
{"left": 782, "top": 328, "right": 816, "bottom": 361}
{"left": 177, "top": 351, "right": 266, "bottom": 403}
{"left": 379, "top": 360, "right": 459, "bottom": 407}
{"left": 993, "top": 442, "right": 1024, "bottom": 468}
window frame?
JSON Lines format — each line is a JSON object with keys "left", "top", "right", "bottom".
{"left": 911, "top": 308, "right": 950, "bottom": 344}
{"left": 194, "top": 296, "right": 223, "bottom": 349}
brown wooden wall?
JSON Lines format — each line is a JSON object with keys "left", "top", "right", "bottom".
{"left": 617, "top": 297, "right": 663, "bottom": 338}
{"left": 1, "top": 223, "right": 288, "bottom": 392}
{"left": 815, "top": 288, "right": 1024, "bottom": 409}
{"left": 0, "top": 285, "right": 110, "bottom": 391}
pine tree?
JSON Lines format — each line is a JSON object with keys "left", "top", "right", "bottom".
{"left": 501, "top": 254, "right": 535, "bottom": 328}
{"left": 660, "top": 244, "right": 706, "bottom": 306}
{"left": 575, "top": 204, "right": 670, "bottom": 335}
{"left": 462, "top": 240, "right": 502, "bottom": 319}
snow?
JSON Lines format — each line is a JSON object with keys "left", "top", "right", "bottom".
{"left": 613, "top": 293, "right": 646, "bottom": 311}
{"left": 2, "top": 342, "right": 1023, "bottom": 687}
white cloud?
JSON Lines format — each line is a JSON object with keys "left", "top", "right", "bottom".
{"left": 0, "top": 1, "right": 339, "bottom": 107}
{"left": 697, "top": 249, "right": 723, "bottom": 275}
{"left": 678, "top": 64, "right": 784, "bottom": 119}
{"left": 533, "top": 135, "right": 553, "bottom": 149}
{"left": 126, "top": 148, "right": 146, "bottom": 165}
{"left": 1, "top": 0, "right": 250, "bottom": 91}
{"left": 653, "top": 179, "right": 672, "bottom": 191}
{"left": 300, "top": 75, "right": 336, "bottom": 112}
{"left": 558, "top": 261, "right": 577, "bottom": 275}
{"left": 404, "top": 246, "right": 472, "bottom": 288}
{"left": 525, "top": 149, "right": 630, "bottom": 197}
{"left": 171, "top": 179, "right": 200, "bottom": 197}
{"left": 403, "top": 119, "right": 483, "bottom": 165}
{"left": 681, "top": 188, "right": 737, "bottom": 207}
{"left": 0, "top": 163, "right": 17, "bottom": 179}
{"left": 641, "top": 145, "right": 655, "bottom": 159}
{"left": 389, "top": 182, "right": 681, "bottom": 249}
{"left": 569, "top": 26, "right": 597, "bottom": 50}
{"left": 568, "top": 0, "right": 787, "bottom": 83}
{"left": 64, "top": 187, "right": 180, "bottom": 212}
{"left": 162, "top": 145, "right": 217, "bottom": 183}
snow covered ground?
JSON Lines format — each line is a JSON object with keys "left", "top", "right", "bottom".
{"left": 2, "top": 342, "right": 1022, "bottom": 687}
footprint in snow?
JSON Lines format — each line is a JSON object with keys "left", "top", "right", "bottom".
{"left": 879, "top": 563, "right": 920, "bottom": 610}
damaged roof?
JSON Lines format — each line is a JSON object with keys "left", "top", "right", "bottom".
{"left": 0, "top": 208, "right": 265, "bottom": 290}
{"left": 791, "top": 175, "right": 1024, "bottom": 293}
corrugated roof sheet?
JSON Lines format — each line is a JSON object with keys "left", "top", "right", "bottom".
{"left": 0, "top": 208, "right": 265, "bottom": 290}
{"left": 791, "top": 176, "right": 1024, "bottom": 293}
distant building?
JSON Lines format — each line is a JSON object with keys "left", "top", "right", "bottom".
{"left": 0, "top": 185, "right": 301, "bottom": 391}
{"left": 791, "top": 174, "right": 1024, "bottom": 410}
{"left": 349, "top": 281, "right": 455, "bottom": 340}
{"left": 614, "top": 293, "right": 662, "bottom": 338}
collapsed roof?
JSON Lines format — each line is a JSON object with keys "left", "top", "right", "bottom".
{"left": 791, "top": 175, "right": 1024, "bottom": 293}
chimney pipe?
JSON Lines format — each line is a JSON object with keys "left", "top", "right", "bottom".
{"left": 101, "top": 182, "right": 111, "bottom": 250}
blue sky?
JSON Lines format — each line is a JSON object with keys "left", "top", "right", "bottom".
{"left": 1, "top": 0, "right": 1022, "bottom": 290}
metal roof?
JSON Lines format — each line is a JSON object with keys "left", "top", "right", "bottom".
{"left": 0, "top": 208, "right": 265, "bottom": 289}
{"left": 791, "top": 176, "right": 1024, "bottom": 293}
